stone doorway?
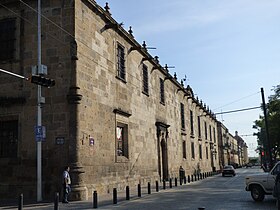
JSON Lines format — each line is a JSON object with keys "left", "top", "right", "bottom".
{"left": 156, "top": 122, "right": 170, "bottom": 181}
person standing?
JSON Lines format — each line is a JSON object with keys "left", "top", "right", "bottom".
{"left": 62, "top": 166, "right": 71, "bottom": 203}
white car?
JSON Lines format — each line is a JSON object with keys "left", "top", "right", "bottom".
{"left": 245, "top": 161, "right": 280, "bottom": 201}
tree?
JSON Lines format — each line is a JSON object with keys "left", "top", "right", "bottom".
{"left": 253, "top": 85, "right": 280, "bottom": 163}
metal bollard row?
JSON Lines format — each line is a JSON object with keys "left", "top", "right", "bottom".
{"left": 86, "top": 174, "right": 213, "bottom": 209}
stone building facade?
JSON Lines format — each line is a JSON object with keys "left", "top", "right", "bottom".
{"left": 0, "top": 0, "right": 245, "bottom": 201}
{"left": 217, "top": 121, "right": 248, "bottom": 168}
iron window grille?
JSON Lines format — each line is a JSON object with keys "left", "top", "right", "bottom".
{"left": 182, "top": 140, "right": 186, "bottom": 159}
{"left": 197, "top": 116, "right": 201, "bottom": 138}
{"left": 180, "top": 103, "right": 185, "bottom": 129}
{"left": 190, "top": 110, "right": 194, "bottom": 135}
{"left": 160, "top": 78, "right": 165, "bottom": 104}
{"left": 117, "top": 44, "right": 126, "bottom": 81}
{"left": 142, "top": 64, "right": 149, "bottom": 95}
{"left": 204, "top": 121, "right": 207, "bottom": 140}
{"left": 191, "top": 142, "right": 195, "bottom": 159}
{"left": 209, "top": 125, "right": 212, "bottom": 142}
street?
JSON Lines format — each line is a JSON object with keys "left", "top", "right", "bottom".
{"left": 97, "top": 167, "right": 276, "bottom": 210}
{"left": 1, "top": 167, "right": 277, "bottom": 210}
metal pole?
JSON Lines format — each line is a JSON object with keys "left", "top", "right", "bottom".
{"left": 54, "top": 192, "right": 59, "bottom": 210}
{"left": 113, "top": 188, "right": 117, "bottom": 204}
{"left": 37, "top": 0, "right": 43, "bottom": 202}
{"left": 93, "top": 191, "right": 97, "bottom": 208}
{"left": 18, "top": 193, "right": 23, "bottom": 210}
{"left": 261, "top": 87, "right": 272, "bottom": 169}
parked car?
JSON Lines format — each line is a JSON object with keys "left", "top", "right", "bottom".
{"left": 222, "top": 165, "right": 236, "bottom": 177}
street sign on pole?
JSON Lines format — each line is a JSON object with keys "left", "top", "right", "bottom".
{"left": 35, "top": 126, "right": 46, "bottom": 141}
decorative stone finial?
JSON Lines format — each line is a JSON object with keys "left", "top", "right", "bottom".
{"left": 164, "top": 64, "right": 168, "bottom": 71}
{"left": 181, "top": 79, "right": 184, "bottom": 87}
{"left": 174, "top": 72, "right": 177, "bottom": 80}
{"left": 142, "top": 41, "right": 147, "bottom": 50}
{"left": 104, "top": 2, "right": 111, "bottom": 15}
{"left": 154, "top": 56, "right": 159, "bottom": 64}
{"left": 128, "top": 26, "right": 133, "bottom": 37}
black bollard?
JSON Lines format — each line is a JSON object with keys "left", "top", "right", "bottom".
{"left": 175, "top": 178, "right": 177, "bottom": 187}
{"left": 169, "top": 178, "right": 172, "bottom": 188}
{"left": 113, "top": 188, "right": 117, "bottom": 204}
{"left": 93, "top": 191, "right": 98, "bottom": 208}
{"left": 148, "top": 182, "right": 151, "bottom": 194}
{"left": 163, "top": 180, "right": 166, "bottom": 189}
{"left": 54, "top": 192, "right": 59, "bottom": 210}
{"left": 198, "top": 207, "right": 205, "bottom": 210}
{"left": 183, "top": 176, "right": 186, "bottom": 184}
{"left": 194, "top": 174, "right": 197, "bottom": 181}
{"left": 126, "top": 186, "right": 130, "bottom": 200}
{"left": 188, "top": 175, "right": 190, "bottom": 183}
{"left": 156, "top": 181, "right": 159, "bottom": 192}
{"left": 18, "top": 193, "right": 23, "bottom": 210}
{"left": 191, "top": 175, "right": 193, "bottom": 182}
{"left": 138, "top": 184, "right": 141, "bottom": 197}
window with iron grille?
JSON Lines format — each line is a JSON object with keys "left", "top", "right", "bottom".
{"left": 117, "top": 44, "right": 126, "bottom": 81}
{"left": 160, "top": 78, "right": 165, "bottom": 104}
{"left": 190, "top": 110, "right": 194, "bottom": 135}
{"left": 197, "top": 116, "right": 201, "bottom": 138}
{"left": 213, "top": 127, "right": 216, "bottom": 143}
{"left": 199, "top": 144, "right": 202, "bottom": 159}
{"left": 182, "top": 140, "right": 186, "bottom": 159}
{"left": 191, "top": 142, "right": 195, "bottom": 159}
{"left": 142, "top": 64, "right": 149, "bottom": 94}
{"left": 0, "top": 18, "right": 16, "bottom": 61}
{"left": 209, "top": 125, "right": 212, "bottom": 142}
{"left": 180, "top": 103, "right": 185, "bottom": 129}
{"left": 204, "top": 121, "right": 207, "bottom": 140}
{"left": 0, "top": 120, "right": 18, "bottom": 158}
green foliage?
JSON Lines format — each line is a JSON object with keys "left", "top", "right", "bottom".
{"left": 253, "top": 85, "right": 280, "bottom": 160}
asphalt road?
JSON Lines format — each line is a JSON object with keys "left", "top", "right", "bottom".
{"left": 97, "top": 167, "right": 276, "bottom": 210}
{"left": 1, "top": 167, "right": 277, "bottom": 210}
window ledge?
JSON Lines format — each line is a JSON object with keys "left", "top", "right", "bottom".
{"left": 142, "top": 91, "right": 149, "bottom": 97}
{"left": 116, "top": 156, "right": 129, "bottom": 163}
{"left": 115, "top": 76, "right": 127, "bottom": 83}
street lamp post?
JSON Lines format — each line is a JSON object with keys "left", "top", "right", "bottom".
{"left": 37, "top": 0, "right": 43, "bottom": 202}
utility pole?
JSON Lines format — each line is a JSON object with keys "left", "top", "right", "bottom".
{"left": 37, "top": 0, "right": 43, "bottom": 202}
{"left": 261, "top": 87, "right": 272, "bottom": 170}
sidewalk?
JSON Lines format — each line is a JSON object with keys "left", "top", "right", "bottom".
{"left": 0, "top": 174, "right": 215, "bottom": 210}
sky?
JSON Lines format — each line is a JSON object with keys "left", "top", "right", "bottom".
{"left": 96, "top": 0, "right": 280, "bottom": 157}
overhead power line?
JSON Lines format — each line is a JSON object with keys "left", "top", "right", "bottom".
{"left": 215, "top": 106, "right": 261, "bottom": 115}
{"left": 213, "top": 91, "right": 260, "bottom": 111}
